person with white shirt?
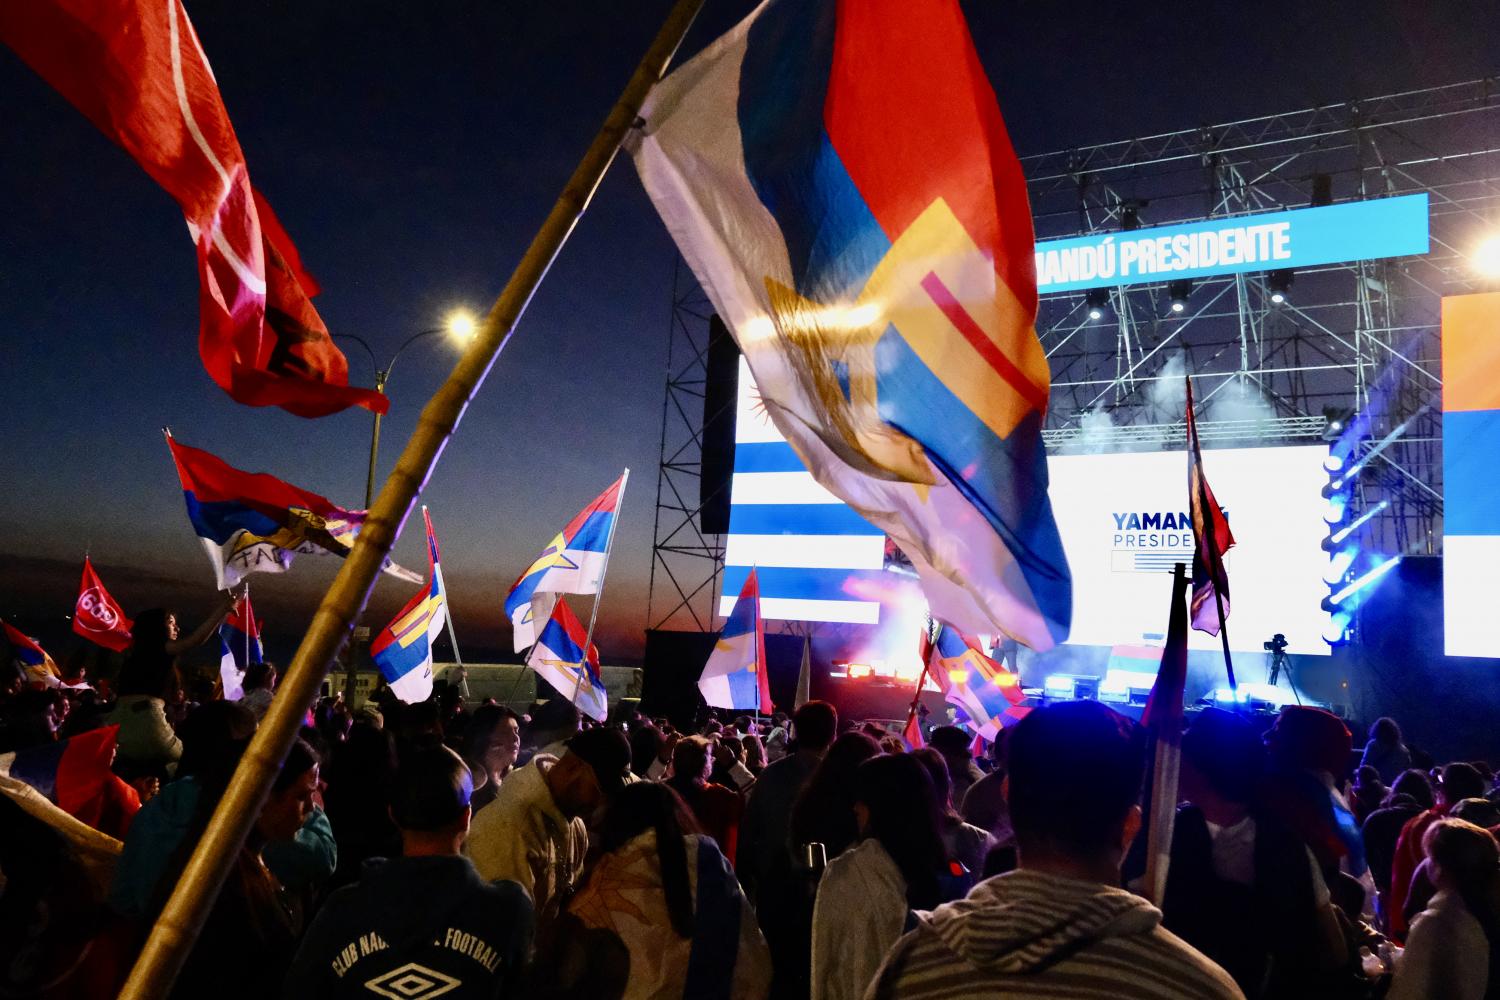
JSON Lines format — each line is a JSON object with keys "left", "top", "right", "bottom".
{"left": 1389, "top": 818, "right": 1499, "bottom": 1000}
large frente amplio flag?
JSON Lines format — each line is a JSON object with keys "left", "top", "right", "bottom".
{"left": 0, "top": 0, "right": 385, "bottom": 417}
{"left": 629, "top": 0, "right": 1071, "bottom": 649}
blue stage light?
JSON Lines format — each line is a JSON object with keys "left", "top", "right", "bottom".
{"left": 1323, "top": 548, "right": 1357, "bottom": 585}
{"left": 1323, "top": 495, "right": 1348, "bottom": 524}
{"left": 1328, "top": 554, "right": 1403, "bottom": 607}
{"left": 1329, "top": 500, "right": 1390, "bottom": 545}
{"left": 1322, "top": 611, "right": 1352, "bottom": 645}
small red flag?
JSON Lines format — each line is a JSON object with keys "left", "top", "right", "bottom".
{"left": 1186, "top": 375, "right": 1235, "bottom": 634}
{"left": 74, "top": 558, "right": 133, "bottom": 653}
{"left": 902, "top": 711, "right": 925, "bottom": 751}
{"left": 0, "top": 0, "right": 387, "bottom": 418}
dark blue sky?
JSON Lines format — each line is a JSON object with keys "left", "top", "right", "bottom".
{"left": 2, "top": 0, "right": 1494, "bottom": 661}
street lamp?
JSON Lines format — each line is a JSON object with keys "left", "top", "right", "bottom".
{"left": 336, "top": 308, "right": 478, "bottom": 508}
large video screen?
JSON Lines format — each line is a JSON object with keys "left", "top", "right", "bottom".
{"left": 1048, "top": 446, "right": 1332, "bottom": 656}
{"left": 724, "top": 362, "right": 1332, "bottom": 654}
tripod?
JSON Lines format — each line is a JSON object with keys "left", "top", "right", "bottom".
{"left": 1266, "top": 647, "right": 1302, "bottom": 705}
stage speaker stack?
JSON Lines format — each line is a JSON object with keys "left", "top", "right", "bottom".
{"left": 699, "top": 315, "right": 739, "bottom": 536}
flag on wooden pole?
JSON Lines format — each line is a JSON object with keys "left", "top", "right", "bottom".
{"left": 1141, "top": 562, "right": 1191, "bottom": 906}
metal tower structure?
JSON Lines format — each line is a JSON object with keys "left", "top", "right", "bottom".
{"left": 647, "top": 78, "right": 1500, "bottom": 630}
{"left": 645, "top": 259, "right": 725, "bottom": 632}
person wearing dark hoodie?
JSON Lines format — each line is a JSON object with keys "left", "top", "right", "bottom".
{"left": 284, "top": 745, "right": 533, "bottom": 999}
{"left": 866, "top": 700, "right": 1243, "bottom": 1000}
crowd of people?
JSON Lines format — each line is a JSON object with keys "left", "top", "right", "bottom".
{"left": 3, "top": 606, "right": 1500, "bottom": 999}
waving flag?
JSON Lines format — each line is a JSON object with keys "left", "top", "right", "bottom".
{"left": 371, "top": 510, "right": 447, "bottom": 704}
{"left": 3, "top": 621, "right": 60, "bottom": 688}
{"left": 927, "top": 624, "right": 1023, "bottom": 741}
{"left": 0, "top": 0, "right": 384, "bottom": 417}
{"left": 526, "top": 599, "right": 608, "bottom": 723}
{"left": 167, "top": 436, "right": 418, "bottom": 590}
{"left": 73, "top": 557, "right": 133, "bottom": 652}
{"left": 1141, "top": 565, "right": 1190, "bottom": 905}
{"left": 0, "top": 725, "right": 119, "bottom": 820}
{"left": 630, "top": 0, "right": 1070, "bottom": 649}
{"left": 218, "top": 590, "right": 263, "bottom": 701}
{"left": 505, "top": 474, "right": 626, "bottom": 651}
{"left": 1187, "top": 375, "right": 1235, "bottom": 634}
{"left": 699, "top": 569, "right": 771, "bottom": 711}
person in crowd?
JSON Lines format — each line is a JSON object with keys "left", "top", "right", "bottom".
{"left": 536, "top": 782, "right": 771, "bottom": 999}
{"left": 812, "top": 754, "right": 951, "bottom": 1000}
{"left": 1390, "top": 760, "right": 1487, "bottom": 940}
{"left": 740, "top": 700, "right": 838, "bottom": 896}
{"left": 314, "top": 695, "right": 352, "bottom": 745}
{"left": 240, "top": 660, "right": 277, "bottom": 722}
{"left": 628, "top": 721, "right": 665, "bottom": 778}
{"left": 1161, "top": 707, "right": 1347, "bottom": 998}
{"left": 711, "top": 733, "right": 757, "bottom": 792}
{"left": 106, "top": 601, "right": 230, "bottom": 775}
{"left": 463, "top": 703, "right": 522, "bottom": 813}
{"left": 1400, "top": 797, "right": 1500, "bottom": 927}
{"left": 1361, "top": 717, "right": 1413, "bottom": 785}
{"left": 285, "top": 745, "right": 533, "bottom": 998}
{"left": 959, "top": 735, "right": 1013, "bottom": 846}
{"left": 866, "top": 701, "right": 1242, "bottom": 1000}
{"left": 323, "top": 718, "right": 401, "bottom": 890}
{"left": 1364, "top": 768, "right": 1435, "bottom": 925}
{"left": 790, "top": 730, "right": 884, "bottom": 862}
{"left": 911, "top": 747, "right": 992, "bottom": 883}
{"left": 524, "top": 698, "right": 582, "bottom": 762}
{"left": 0, "top": 688, "right": 64, "bottom": 751}
{"left": 1388, "top": 818, "right": 1500, "bottom": 1000}
{"left": 1259, "top": 706, "right": 1362, "bottom": 881}
{"left": 928, "top": 725, "right": 984, "bottom": 807}
{"left": 1349, "top": 765, "right": 1387, "bottom": 826}
{"left": 466, "top": 726, "right": 631, "bottom": 934}
{"left": 742, "top": 730, "right": 768, "bottom": 777}
{"left": 164, "top": 738, "right": 321, "bottom": 999}
{"left": 664, "top": 735, "right": 742, "bottom": 865}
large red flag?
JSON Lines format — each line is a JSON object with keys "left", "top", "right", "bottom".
{"left": 0, "top": 1, "right": 387, "bottom": 418}
{"left": 73, "top": 558, "right": 133, "bottom": 653}
{"left": 1186, "top": 375, "right": 1235, "bottom": 634}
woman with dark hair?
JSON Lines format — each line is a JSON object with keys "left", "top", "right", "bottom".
{"left": 241, "top": 660, "right": 278, "bottom": 722}
{"left": 789, "top": 730, "right": 883, "bottom": 861}
{"left": 538, "top": 782, "right": 771, "bottom": 999}
{"left": 463, "top": 703, "right": 521, "bottom": 812}
{"left": 1362, "top": 717, "right": 1413, "bottom": 784}
{"left": 1389, "top": 818, "right": 1500, "bottom": 1000}
{"left": 811, "top": 753, "right": 950, "bottom": 1000}
{"left": 107, "top": 599, "right": 231, "bottom": 775}
{"left": 911, "top": 746, "right": 993, "bottom": 884}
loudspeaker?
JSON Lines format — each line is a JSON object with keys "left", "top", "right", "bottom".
{"left": 700, "top": 316, "right": 739, "bottom": 535}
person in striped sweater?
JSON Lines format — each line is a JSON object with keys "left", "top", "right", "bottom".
{"left": 864, "top": 701, "right": 1244, "bottom": 1000}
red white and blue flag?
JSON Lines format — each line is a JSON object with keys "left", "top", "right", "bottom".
{"left": 630, "top": 0, "right": 1071, "bottom": 649}
{"left": 167, "top": 436, "right": 418, "bottom": 590}
{"left": 0, "top": 0, "right": 385, "bottom": 417}
{"left": 1186, "top": 375, "right": 1235, "bottom": 634}
{"left": 926, "top": 624, "right": 1025, "bottom": 741}
{"left": 3, "top": 620, "right": 60, "bottom": 688}
{"left": 371, "top": 509, "right": 447, "bottom": 704}
{"left": 526, "top": 599, "right": 608, "bottom": 723}
{"left": 0, "top": 725, "right": 121, "bottom": 818}
{"left": 699, "top": 569, "right": 771, "bottom": 712}
{"left": 505, "top": 474, "right": 625, "bottom": 651}
{"left": 73, "top": 557, "right": 133, "bottom": 653}
{"left": 218, "top": 590, "right": 263, "bottom": 701}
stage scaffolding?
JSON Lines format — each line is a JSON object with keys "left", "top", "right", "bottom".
{"left": 648, "top": 78, "right": 1500, "bottom": 632}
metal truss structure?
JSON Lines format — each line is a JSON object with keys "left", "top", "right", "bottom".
{"left": 649, "top": 78, "right": 1500, "bottom": 631}
{"left": 645, "top": 260, "right": 725, "bottom": 632}
{"left": 1030, "top": 77, "right": 1500, "bottom": 557}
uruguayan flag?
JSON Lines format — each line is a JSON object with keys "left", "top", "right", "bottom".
{"left": 371, "top": 510, "right": 446, "bottom": 704}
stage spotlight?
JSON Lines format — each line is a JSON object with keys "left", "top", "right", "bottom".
{"left": 1085, "top": 287, "right": 1110, "bottom": 321}
{"left": 1323, "top": 453, "right": 1344, "bottom": 473}
{"left": 1474, "top": 233, "right": 1500, "bottom": 280}
{"left": 1322, "top": 494, "right": 1348, "bottom": 524}
{"left": 1267, "top": 269, "right": 1293, "bottom": 304}
{"left": 1167, "top": 279, "right": 1191, "bottom": 313}
{"left": 1322, "top": 611, "right": 1352, "bottom": 645}
{"left": 1328, "top": 554, "right": 1403, "bottom": 607}
{"left": 1329, "top": 500, "right": 1390, "bottom": 546}
{"left": 1323, "top": 548, "right": 1358, "bottom": 586}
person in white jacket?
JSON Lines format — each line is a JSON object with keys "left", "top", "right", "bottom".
{"left": 811, "top": 753, "right": 949, "bottom": 1000}
{"left": 1389, "top": 818, "right": 1499, "bottom": 1000}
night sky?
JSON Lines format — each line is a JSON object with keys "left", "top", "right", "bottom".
{"left": 2, "top": 0, "right": 1495, "bottom": 665}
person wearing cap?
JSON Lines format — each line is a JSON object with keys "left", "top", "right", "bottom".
{"left": 465, "top": 726, "right": 631, "bottom": 934}
{"left": 285, "top": 745, "right": 533, "bottom": 999}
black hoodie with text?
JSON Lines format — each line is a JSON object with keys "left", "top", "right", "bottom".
{"left": 284, "top": 854, "right": 532, "bottom": 1000}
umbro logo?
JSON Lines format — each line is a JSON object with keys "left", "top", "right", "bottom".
{"left": 364, "top": 962, "right": 461, "bottom": 1000}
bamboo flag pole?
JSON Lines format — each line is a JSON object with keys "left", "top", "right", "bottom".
{"left": 119, "top": 4, "right": 703, "bottom": 994}
{"left": 573, "top": 468, "right": 629, "bottom": 711}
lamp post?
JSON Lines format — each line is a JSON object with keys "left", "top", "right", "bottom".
{"left": 336, "top": 309, "right": 478, "bottom": 508}
{"left": 333, "top": 309, "right": 477, "bottom": 701}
